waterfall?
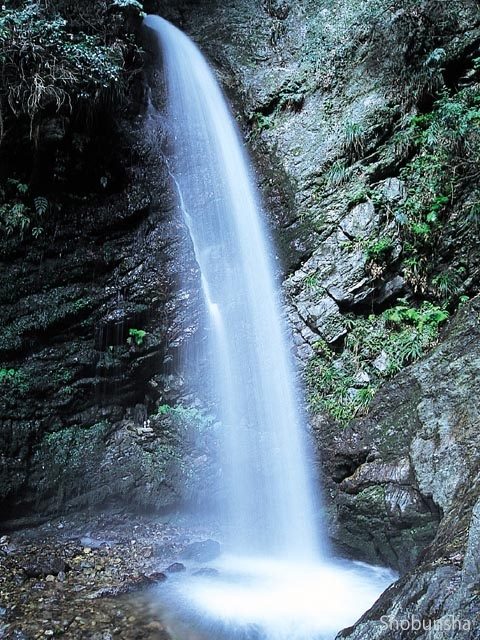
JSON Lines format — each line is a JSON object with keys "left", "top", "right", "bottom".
{"left": 143, "top": 15, "right": 395, "bottom": 640}
{"left": 145, "top": 14, "right": 320, "bottom": 560}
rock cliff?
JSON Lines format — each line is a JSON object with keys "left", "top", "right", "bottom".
{"left": 1, "top": 0, "right": 480, "bottom": 636}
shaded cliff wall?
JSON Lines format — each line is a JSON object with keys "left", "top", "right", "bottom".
{"left": 0, "top": 1, "right": 217, "bottom": 522}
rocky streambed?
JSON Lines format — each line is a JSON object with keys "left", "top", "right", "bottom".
{"left": 0, "top": 511, "right": 222, "bottom": 640}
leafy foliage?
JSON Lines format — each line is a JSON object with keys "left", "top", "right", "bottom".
{"left": 370, "top": 84, "right": 480, "bottom": 300}
{"left": 365, "top": 236, "right": 394, "bottom": 263}
{"left": 0, "top": 178, "right": 47, "bottom": 238}
{"left": 0, "top": 1, "right": 141, "bottom": 132}
{"left": 399, "top": 89, "right": 480, "bottom": 239}
{"left": 38, "top": 421, "right": 110, "bottom": 471}
{"left": 249, "top": 111, "right": 273, "bottom": 135}
{"left": 127, "top": 328, "right": 146, "bottom": 346}
{"left": 307, "top": 301, "right": 449, "bottom": 425}
{"left": 0, "top": 367, "right": 28, "bottom": 391}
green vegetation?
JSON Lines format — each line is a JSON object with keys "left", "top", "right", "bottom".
{"left": 156, "top": 403, "right": 216, "bottom": 432}
{"left": 0, "top": 367, "right": 24, "bottom": 386}
{"left": 36, "top": 421, "right": 110, "bottom": 474}
{"left": 274, "top": 81, "right": 306, "bottom": 113}
{"left": 307, "top": 301, "right": 449, "bottom": 425}
{"left": 391, "top": 87, "right": 480, "bottom": 296}
{"left": 249, "top": 112, "right": 273, "bottom": 135}
{"left": 347, "top": 183, "right": 372, "bottom": 207}
{"left": 431, "top": 269, "right": 465, "bottom": 303}
{"left": 0, "top": 1, "right": 143, "bottom": 244}
{"left": 0, "top": 289, "right": 93, "bottom": 353}
{"left": 0, "top": 179, "right": 47, "bottom": 238}
{"left": 306, "top": 85, "right": 478, "bottom": 428}
{"left": 365, "top": 236, "right": 394, "bottom": 263}
{"left": 248, "top": 71, "right": 316, "bottom": 138}
{"left": 324, "top": 160, "right": 351, "bottom": 188}
{"left": 0, "top": 367, "right": 29, "bottom": 392}
{"left": 303, "top": 274, "right": 323, "bottom": 295}
{"left": 0, "top": 1, "right": 142, "bottom": 127}
{"left": 308, "top": 84, "right": 479, "bottom": 426}
{"left": 343, "top": 121, "right": 365, "bottom": 160}
{"left": 127, "top": 328, "right": 146, "bottom": 346}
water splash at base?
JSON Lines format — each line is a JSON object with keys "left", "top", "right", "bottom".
{"left": 154, "top": 555, "right": 396, "bottom": 640}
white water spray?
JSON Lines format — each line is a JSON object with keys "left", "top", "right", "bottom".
{"left": 146, "top": 13, "right": 320, "bottom": 559}
{"left": 144, "top": 14, "right": 395, "bottom": 639}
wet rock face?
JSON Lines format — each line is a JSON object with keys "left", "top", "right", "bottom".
{"left": 0, "top": 78, "right": 216, "bottom": 520}
{"left": 180, "top": 539, "right": 221, "bottom": 562}
{"left": 318, "top": 298, "right": 480, "bottom": 569}
{"left": 320, "top": 299, "right": 480, "bottom": 636}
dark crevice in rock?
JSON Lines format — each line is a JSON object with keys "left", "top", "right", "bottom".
{"left": 331, "top": 451, "right": 370, "bottom": 484}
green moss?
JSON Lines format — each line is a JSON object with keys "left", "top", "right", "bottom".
{"left": 347, "top": 183, "right": 373, "bottom": 207}
{"left": 354, "top": 486, "right": 386, "bottom": 513}
{"left": 36, "top": 421, "right": 110, "bottom": 473}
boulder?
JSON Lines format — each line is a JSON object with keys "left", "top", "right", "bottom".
{"left": 180, "top": 539, "right": 221, "bottom": 562}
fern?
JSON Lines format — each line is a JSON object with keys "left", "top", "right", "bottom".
{"left": 34, "top": 196, "right": 48, "bottom": 216}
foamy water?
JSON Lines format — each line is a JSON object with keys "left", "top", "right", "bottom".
{"left": 156, "top": 555, "right": 396, "bottom": 640}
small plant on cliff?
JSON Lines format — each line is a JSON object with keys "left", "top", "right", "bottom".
{"left": 365, "top": 236, "right": 394, "bottom": 263}
{"left": 324, "top": 160, "right": 351, "bottom": 188}
{"left": 127, "top": 328, "right": 146, "bottom": 346}
{"left": 343, "top": 120, "right": 365, "bottom": 160}
{"left": 431, "top": 269, "right": 464, "bottom": 303}
{"left": 248, "top": 111, "right": 273, "bottom": 136}
{"left": 0, "top": 178, "right": 49, "bottom": 239}
{"left": 0, "top": 367, "right": 28, "bottom": 391}
{"left": 0, "top": 368, "right": 17, "bottom": 383}
{"left": 156, "top": 404, "right": 215, "bottom": 432}
{"left": 307, "top": 302, "right": 449, "bottom": 425}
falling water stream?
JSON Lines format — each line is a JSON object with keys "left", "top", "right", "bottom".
{"left": 144, "top": 14, "right": 395, "bottom": 640}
